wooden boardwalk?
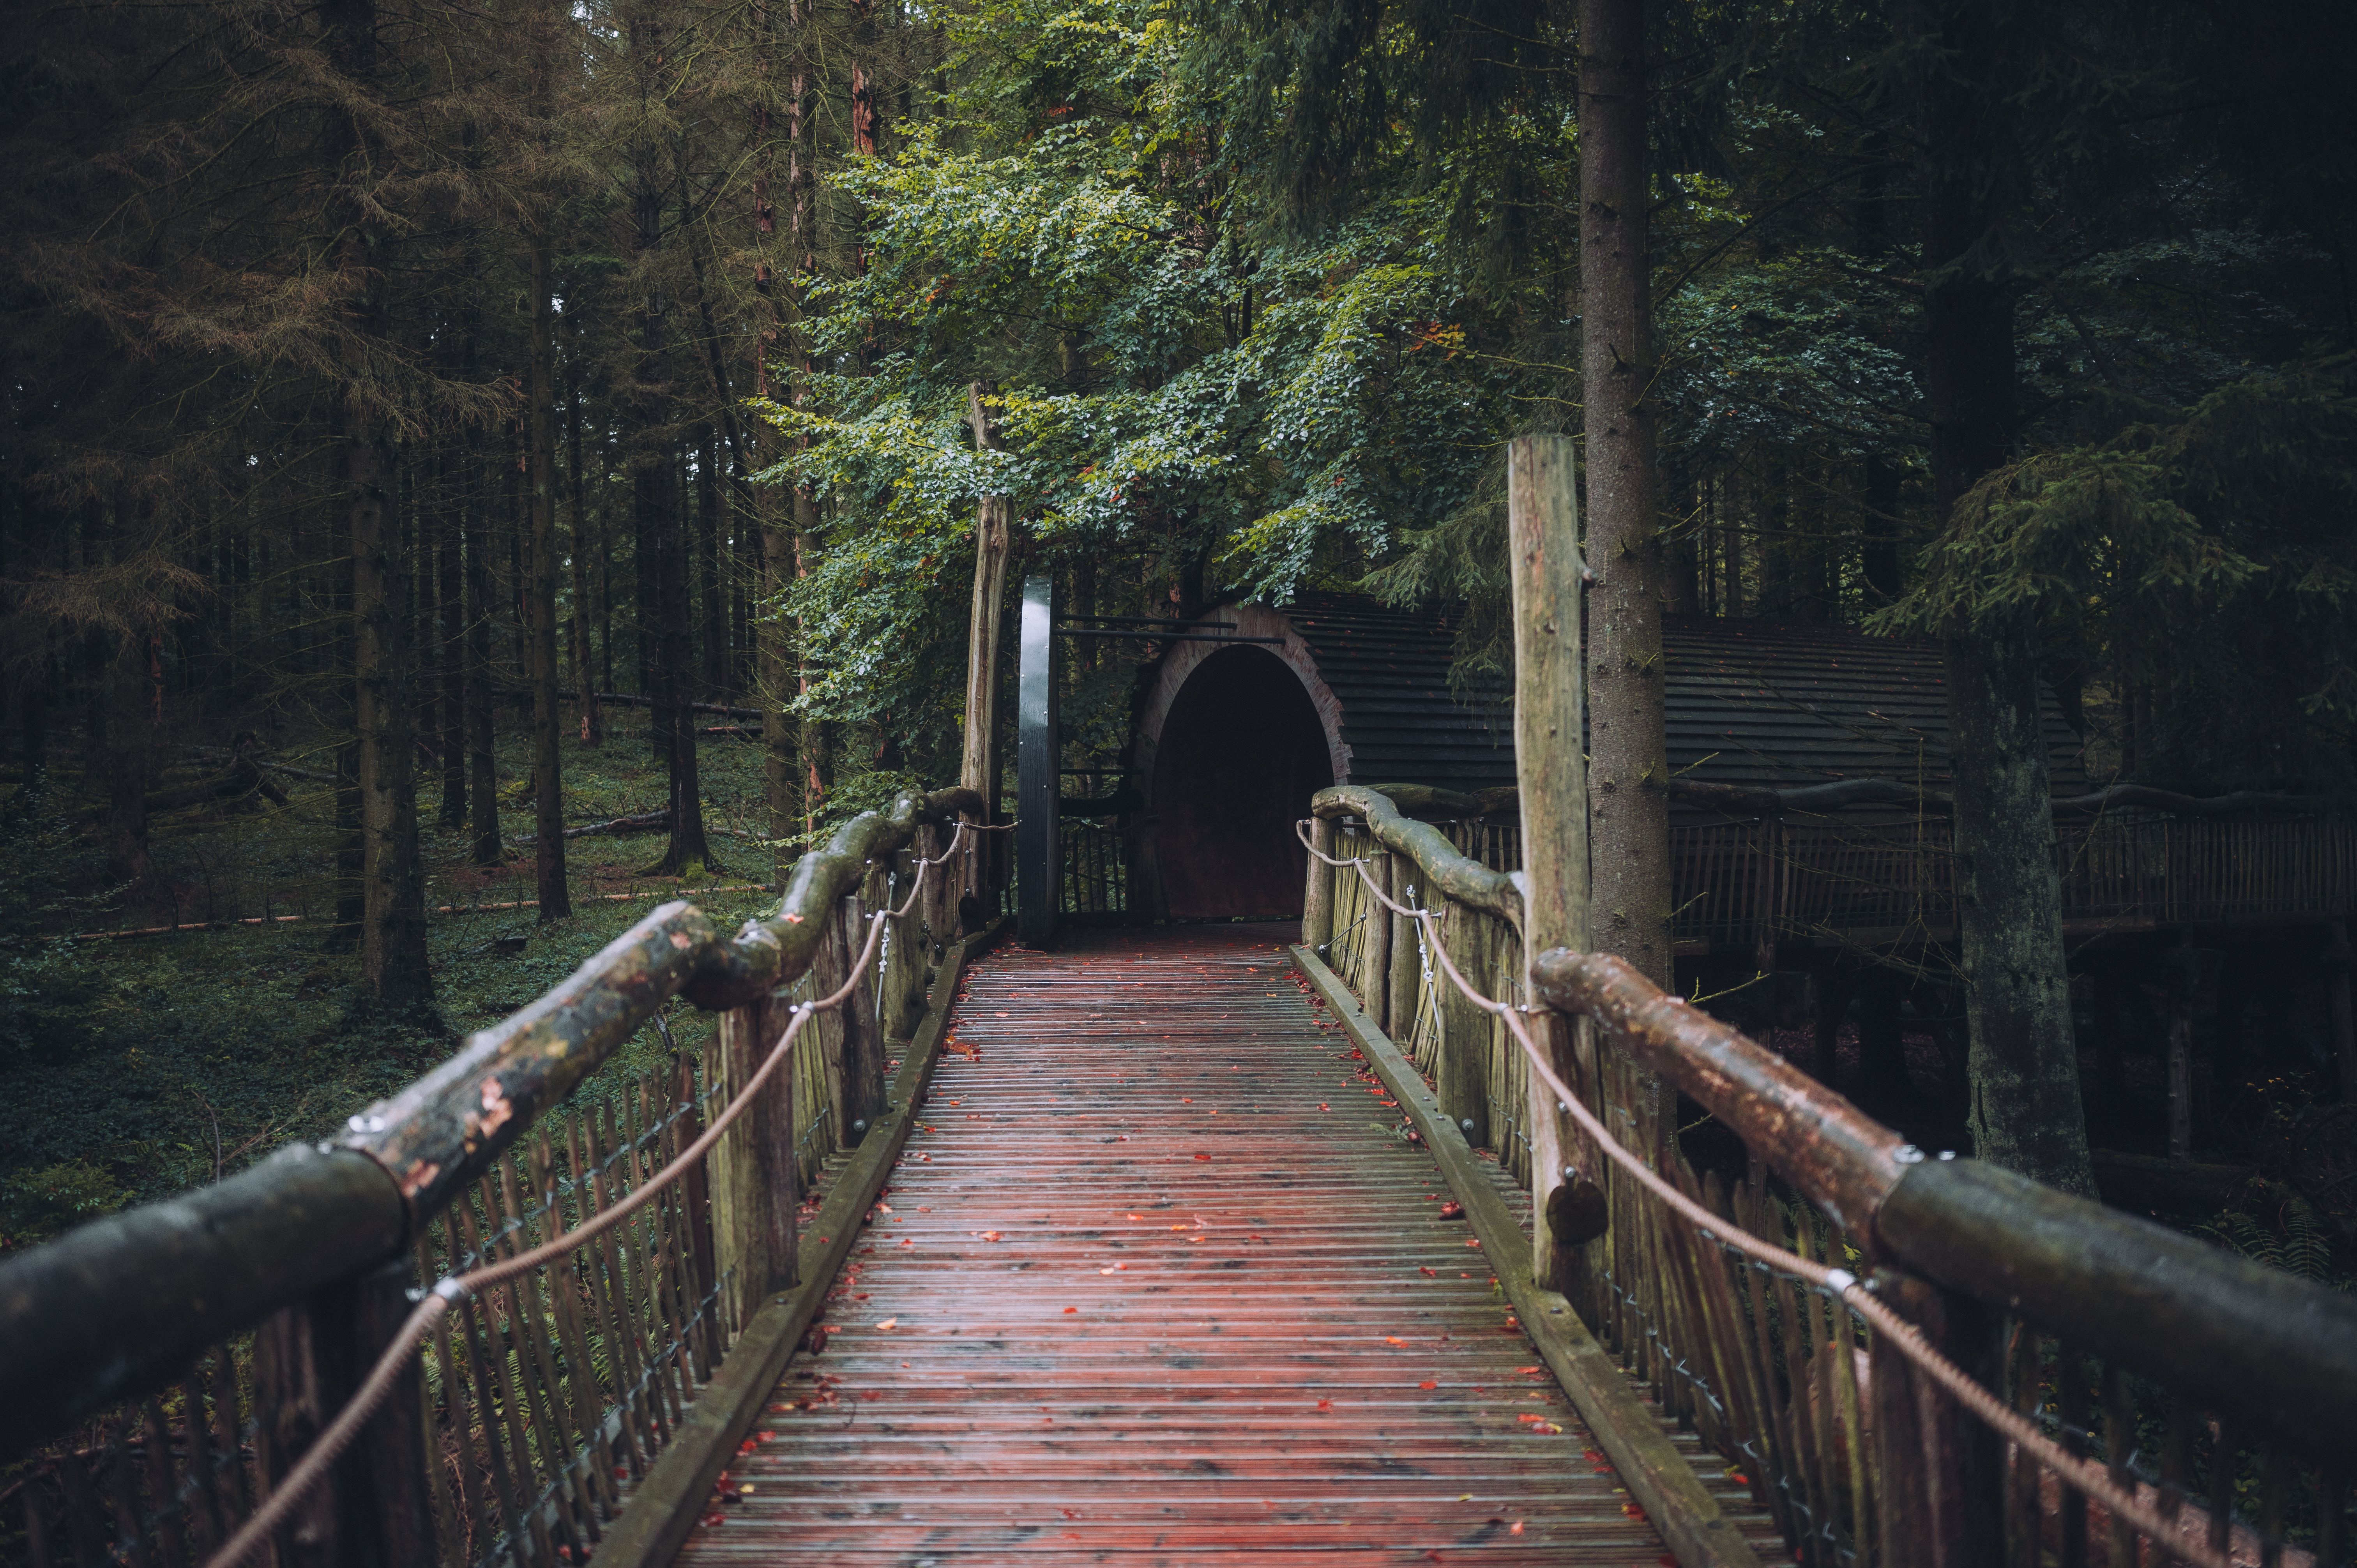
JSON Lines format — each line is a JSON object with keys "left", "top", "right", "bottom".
{"left": 677, "top": 924, "right": 1747, "bottom": 1564}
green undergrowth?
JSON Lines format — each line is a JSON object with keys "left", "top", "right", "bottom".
{"left": 0, "top": 714, "right": 791, "bottom": 1254}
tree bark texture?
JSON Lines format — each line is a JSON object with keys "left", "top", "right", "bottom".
{"left": 567, "top": 345, "right": 601, "bottom": 747}
{"left": 435, "top": 453, "right": 467, "bottom": 825}
{"left": 1914, "top": 0, "right": 2093, "bottom": 1197}
{"left": 528, "top": 21, "right": 571, "bottom": 921}
{"left": 1577, "top": 0, "right": 1672, "bottom": 987}
{"left": 753, "top": 0, "right": 796, "bottom": 876}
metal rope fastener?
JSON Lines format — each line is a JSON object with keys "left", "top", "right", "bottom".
{"left": 201, "top": 820, "right": 988, "bottom": 1568}
{"left": 1305, "top": 833, "right": 2236, "bottom": 1568}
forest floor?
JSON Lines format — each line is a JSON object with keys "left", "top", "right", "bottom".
{"left": 0, "top": 711, "right": 789, "bottom": 1252}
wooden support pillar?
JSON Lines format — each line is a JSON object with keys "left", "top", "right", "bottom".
{"left": 1362, "top": 850, "right": 1394, "bottom": 1031}
{"left": 1869, "top": 1269, "right": 2006, "bottom": 1568}
{"left": 839, "top": 873, "right": 887, "bottom": 1142}
{"left": 813, "top": 904, "right": 852, "bottom": 1152}
{"left": 882, "top": 848, "right": 926, "bottom": 1042}
{"left": 716, "top": 994, "right": 795, "bottom": 1314}
{"left": 1437, "top": 898, "right": 1494, "bottom": 1148}
{"left": 1505, "top": 434, "right": 1592, "bottom": 1295}
{"left": 1303, "top": 816, "right": 1336, "bottom": 953}
{"left": 253, "top": 1259, "right": 437, "bottom": 1568}
{"left": 915, "top": 822, "right": 947, "bottom": 959}
{"left": 1388, "top": 858, "right": 1421, "bottom": 1047}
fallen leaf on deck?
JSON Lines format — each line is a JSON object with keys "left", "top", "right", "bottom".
{"left": 875, "top": 1317, "right": 897, "bottom": 1330}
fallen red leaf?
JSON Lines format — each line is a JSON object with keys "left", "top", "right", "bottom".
{"left": 1194, "top": 1153, "right": 1211, "bottom": 1161}
{"left": 1419, "top": 1380, "right": 1438, "bottom": 1390}
{"left": 1063, "top": 1306, "right": 1078, "bottom": 1314}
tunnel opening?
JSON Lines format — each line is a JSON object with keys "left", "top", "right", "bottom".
{"left": 1150, "top": 645, "right": 1335, "bottom": 918}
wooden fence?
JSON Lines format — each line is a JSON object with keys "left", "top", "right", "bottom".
{"left": 0, "top": 793, "right": 986, "bottom": 1568}
{"left": 1306, "top": 785, "right": 2355, "bottom": 1568}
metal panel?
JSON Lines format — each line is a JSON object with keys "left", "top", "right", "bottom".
{"left": 1016, "top": 575, "right": 1060, "bottom": 949}
{"left": 1273, "top": 594, "right": 2089, "bottom": 805}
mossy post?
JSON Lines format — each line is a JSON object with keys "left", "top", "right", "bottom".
{"left": 1302, "top": 816, "right": 1335, "bottom": 953}
{"left": 1505, "top": 434, "right": 1592, "bottom": 1294}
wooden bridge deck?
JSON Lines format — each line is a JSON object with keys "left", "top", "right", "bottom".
{"left": 676, "top": 924, "right": 1747, "bottom": 1564}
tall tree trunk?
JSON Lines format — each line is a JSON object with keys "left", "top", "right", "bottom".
{"left": 465, "top": 443, "right": 500, "bottom": 866}
{"left": 633, "top": 11, "right": 716, "bottom": 876}
{"left": 1914, "top": 0, "right": 2093, "bottom": 1196}
{"left": 352, "top": 401, "right": 432, "bottom": 1006}
{"left": 328, "top": 487, "right": 366, "bottom": 952}
{"left": 788, "top": 2, "right": 829, "bottom": 842}
{"left": 436, "top": 447, "right": 467, "bottom": 825}
{"left": 528, "top": 7, "right": 571, "bottom": 922}
{"left": 753, "top": 1, "right": 797, "bottom": 873}
{"left": 567, "top": 312, "right": 601, "bottom": 747}
{"left": 699, "top": 424, "right": 726, "bottom": 697}
{"left": 1578, "top": 0, "right": 1671, "bottom": 986}
{"left": 329, "top": 0, "right": 431, "bottom": 1005}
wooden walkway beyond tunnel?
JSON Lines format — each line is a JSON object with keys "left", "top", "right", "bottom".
{"left": 678, "top": 923, "right": 1774, "bottom": 1565}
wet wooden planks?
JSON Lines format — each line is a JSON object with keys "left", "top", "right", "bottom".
{"left": 674, "top": 923, "right": 1764, "bottom": 1564}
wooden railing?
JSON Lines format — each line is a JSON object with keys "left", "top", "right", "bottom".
{"left": 0, "top": 789, "right": 988, "bottom": 1568}
{"left": 1303, "top": 783, "right": 2357, "bottom": 1568}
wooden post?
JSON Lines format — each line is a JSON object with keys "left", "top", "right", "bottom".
{"left": 1388, "top": 858, "right": 1421, "bottom": 1047}
{"left": 1362, "top": 850, "right": 1394, "bottom": 1030}
{"left": 1438, "top": 899, "right": 1494, "bottom": 1147}
{"left": 1869, "top": 1268, "right": 2006, "bottom": 1568}
{"left": 253, "top": 1261, "right": 437, "bottom": 1568}
{"left": 882, "top": 849, "right": 926, "bottom": 1042}
{"left": 716, "top": 994, "right": 794, "bottom": 1316}
{"left": 839, "top": 875, "right": 887, "bottom": 1142}
{"left": 963, "top": 382, "right": 1012, "bottom": 909}
{"left": 1303, "top": 816, "right": 1336, "bottom": 953}
{"left": 1505, "top": 433, "right": 1592, "bottom": 1295}
{"left": 917, "top": 821, "right": 950, "bottom": 959}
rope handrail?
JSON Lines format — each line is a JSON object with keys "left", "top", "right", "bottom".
{"left": 198, "top": 823, "right": 976, "bottom": 1568}
{"left": 1303, "top": 815, "right": 2237, "bottom": 1568}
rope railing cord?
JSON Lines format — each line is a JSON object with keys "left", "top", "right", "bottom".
{"left": 201, "top": 821, "right": 986, "bottom": 1568}
{"left": 1295, "top": 819, "right": 2234, "bottom": 1568}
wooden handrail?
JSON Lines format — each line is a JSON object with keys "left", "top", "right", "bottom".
{"left": 1314, "top": 779, "right": 2357, "bottom": 1467}
{"left": 1309, "top": 784, "right": 1523, "bottom": 928}
{"left": 0, "top": 785, "right": 981, "bottom": 1462}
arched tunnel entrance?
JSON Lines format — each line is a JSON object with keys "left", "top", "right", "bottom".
{"left": 1150, "top": 645, "right": 1336, "bottom": 918}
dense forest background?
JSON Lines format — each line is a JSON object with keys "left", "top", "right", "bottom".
{"left": 4, "top": 0, "right": 2355, "bottom": 1258}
